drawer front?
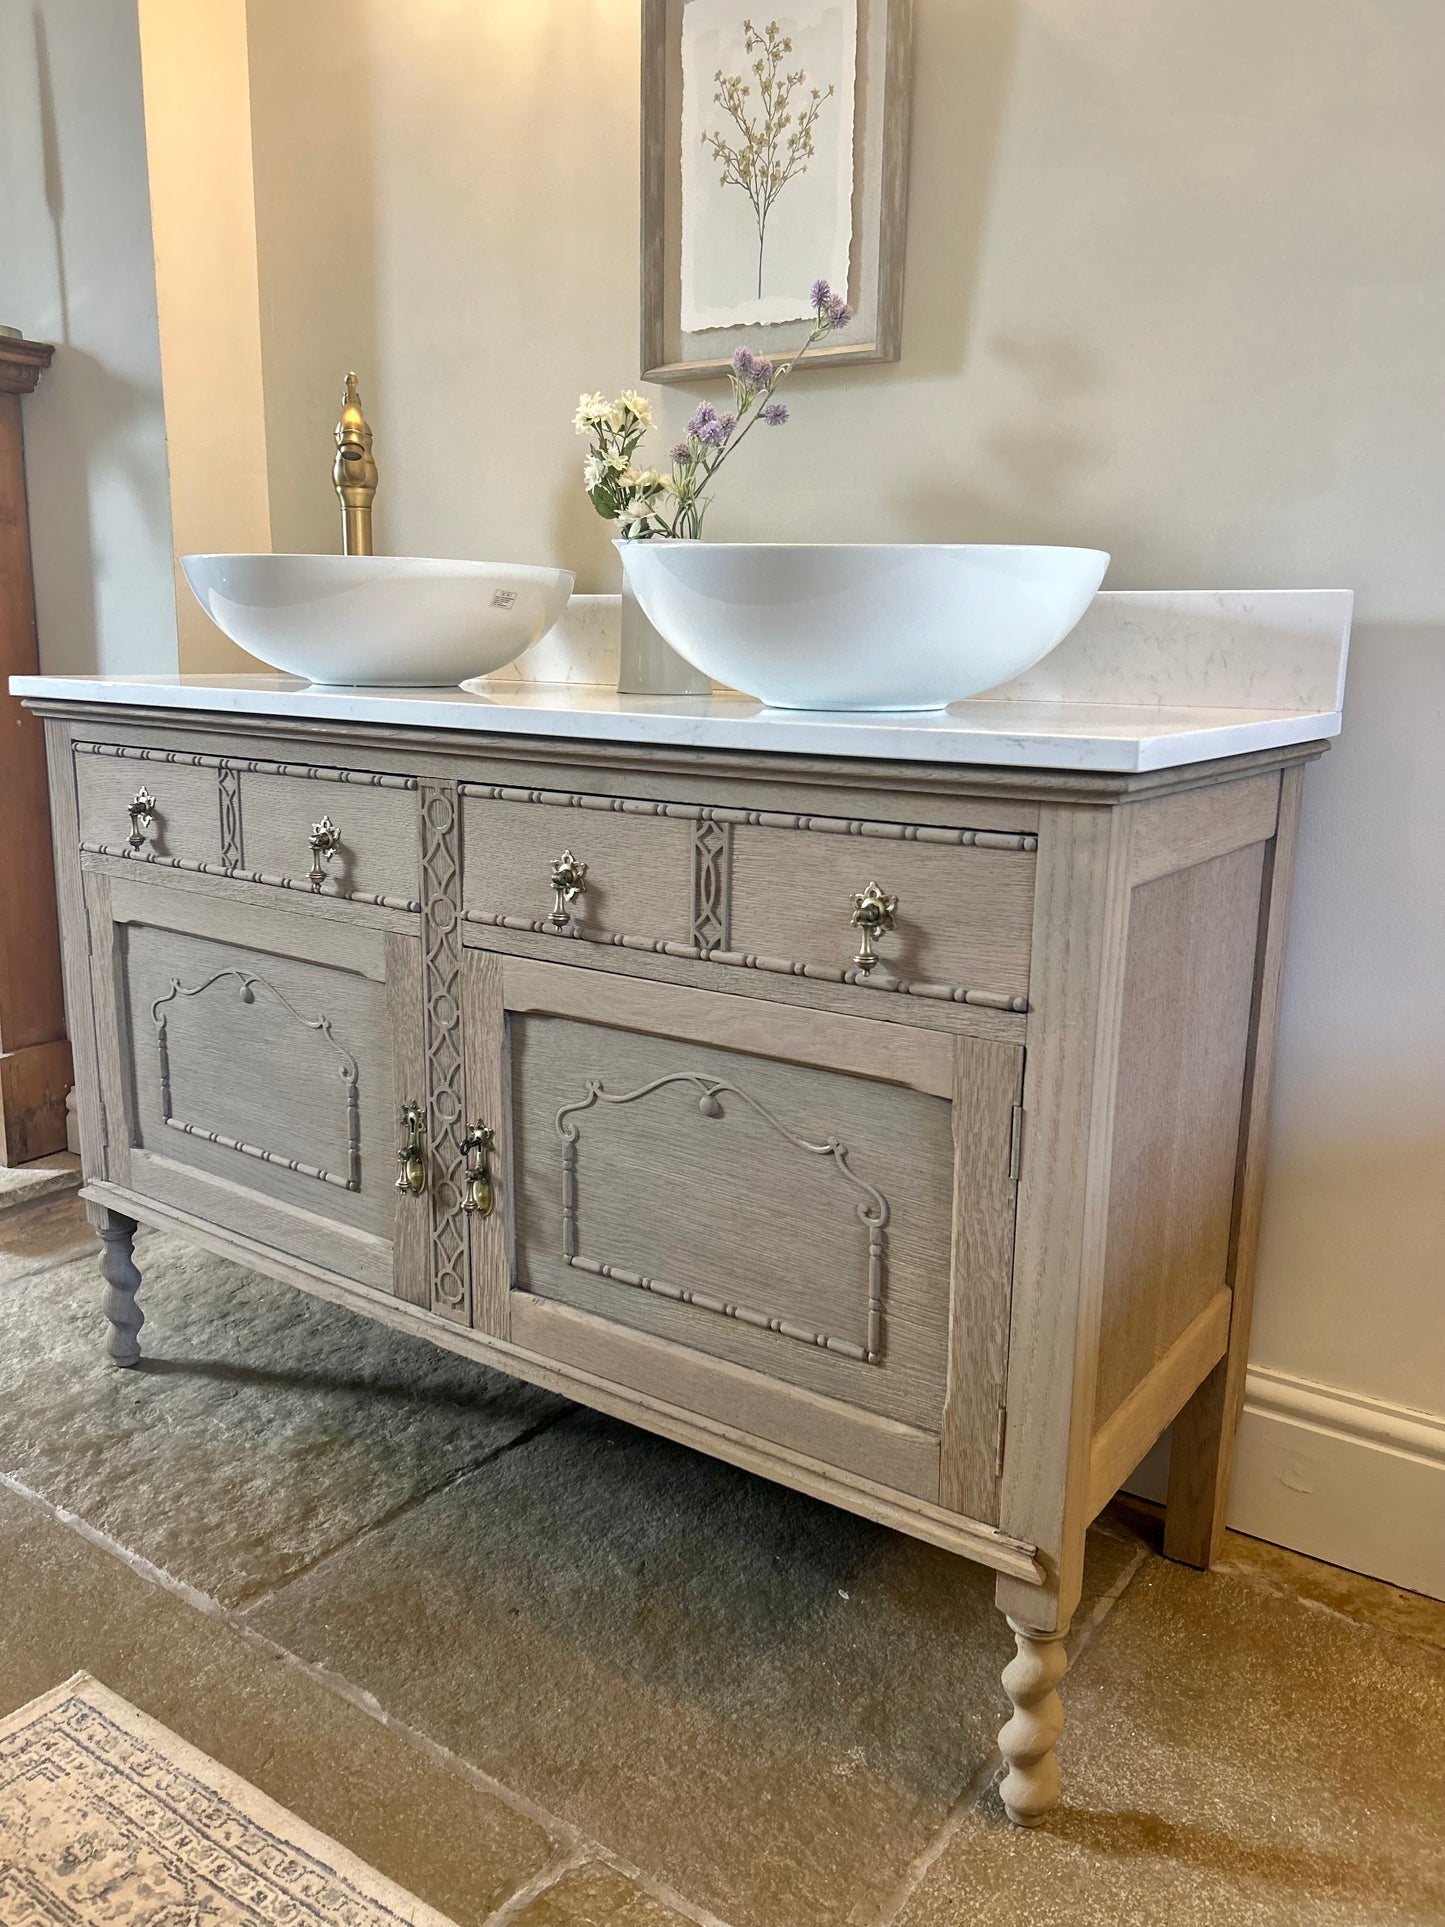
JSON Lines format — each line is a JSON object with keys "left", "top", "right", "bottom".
{"left": 75, "top": 744, "right": 225, "bottom": 868}
{"left": 236, "top": 765, "right": 420, "bottom": 908}
{"left": 461, "top": 786, "right": 695, "bottom": 947}
{"left": 460, "top": 782, "right": 1035, "bottom": 1014}
{"left": 72, "top": 738, "right": 420, "bottom": 911}
{"left": 728, "top": 817, "right": 1034, "bottom": 1009}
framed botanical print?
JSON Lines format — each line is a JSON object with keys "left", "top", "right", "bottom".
{"left": 641, "top": 0, "right": 913, "bottom": 382}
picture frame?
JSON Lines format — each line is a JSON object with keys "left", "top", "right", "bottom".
{"left": 641, "top": 0, "right": 913, "bottom": 384}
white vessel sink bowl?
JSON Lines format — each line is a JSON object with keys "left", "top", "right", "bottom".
{"left": 181, "top": 554, "right": 574, "bottom": 687}
{"left": 617, "top": 541, "right": 1110, "bottom": 711}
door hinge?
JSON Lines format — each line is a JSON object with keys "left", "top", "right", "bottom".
{"left": 1008, "top": 1103, "right": 1024, "bottom": 1184}
{"left": 995, "top": 1405, "right": 1008, "bottom": 1478}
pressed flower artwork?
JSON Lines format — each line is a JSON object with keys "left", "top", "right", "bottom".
{"left": 681, "top": 2, "right": 857, "bottom": 331}
{"left": 641, "top": 0, "right": 910, "bottom": 380}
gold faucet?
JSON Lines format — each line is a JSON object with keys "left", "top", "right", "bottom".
{"left": 333, "top": 371, "right": 378, "bottom": 556}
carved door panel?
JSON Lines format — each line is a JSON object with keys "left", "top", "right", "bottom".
{"left": 84, "top": 871, "right": 427, "bottom": 1301}
{"left": 463, "top": 952, "right": 1023, "bottom": 1515}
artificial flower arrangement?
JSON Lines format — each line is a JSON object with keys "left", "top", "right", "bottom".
{"left": 575, "top": 279, "right": 852, "bottom": 540}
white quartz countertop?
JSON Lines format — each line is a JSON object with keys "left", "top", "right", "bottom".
{"left": 12, "top": 588, "right": 1352, "bottom": 775}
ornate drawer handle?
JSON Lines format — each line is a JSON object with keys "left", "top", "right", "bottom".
{"left": 308, "top": 815, "right": 342, "bottom": 891}
{"left": 395, "top": 1103, "right": 427, "bottom": 1195}
{"left": 850, "top": 881, "right": 898, "bottom": 974}
{"left": 461, "top": 1121, "right": 496, "bottom": 1216}
{"left": 126, "top": 787, "right": 157, "bottom": 850}
{"left": 549, "top": 849, "right": 588, "bottom": 928}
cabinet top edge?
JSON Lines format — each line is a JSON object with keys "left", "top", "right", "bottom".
{"left": 14, "top": 674, "right": 1339, "bottom": 782}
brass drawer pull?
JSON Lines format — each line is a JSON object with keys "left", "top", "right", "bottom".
{"left": 461, "top": 1121, "right": 496, "bottom": 1216}
{"left": 126, "top": 787, "right": 157, "bottom": 850}
{"left": 850, "top": 881, "right": 898, "bottom": 974}
{"left": 549, "top": 849, "right": 588, "bottom": 928}
{"left": 395, "top": 1103, "right": 427, "bottom": 1195}
{"left": 308, "top": 815, "right": 342, "bottom": 891}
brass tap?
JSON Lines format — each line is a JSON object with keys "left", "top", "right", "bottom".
{"left": 334, "top": 371, "right": 378, "bottom": 556}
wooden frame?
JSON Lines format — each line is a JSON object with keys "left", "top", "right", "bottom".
{"left": 640, "top": 0, "right": 913, "bottom": 382}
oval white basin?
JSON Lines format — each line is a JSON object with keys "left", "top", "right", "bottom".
{"left": 181, "top": 553, "right": 575, "bottom": 687}
{"left": 616, "top": 541, "right": 1109, "bottom": 711}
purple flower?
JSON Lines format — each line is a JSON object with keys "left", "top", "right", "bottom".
{"left": 810, "top": 278, "right": 832, "bottom": 309}
{"left": 760, "top": 401, "right": 789, "bottom": 426}
{"left": 731, "top": 348, "right": 775, "bottom": 393}
{"left": 685, "top": 401, "right": 717, "bottom": 437}
{"left": 696, "top": 411, "right": 734, "bottom": 448}
{"left": 670, "top": 441, "right": 692, "bottom": 464}
{"left": 826, "top": 294, "right": 853, "bottom": 330}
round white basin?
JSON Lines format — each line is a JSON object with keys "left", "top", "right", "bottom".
{"left": 181, "top": 553, "right": 575, "bottom": 687}
{"left": 616, "top": 541, "right": 1110, "bottom": 711}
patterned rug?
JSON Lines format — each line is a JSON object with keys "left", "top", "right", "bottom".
{"left": 0, "top": 1674, "right": 457, "bottom": 1925}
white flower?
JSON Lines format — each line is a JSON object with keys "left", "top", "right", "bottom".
{"left": 618, "top": 390, "right": 655, "bottom": 427}
{"left": 582, "top": 455, "right": 605, "bottom": 490}
{"left": 573, "top": 392, "right": 611, "bottom": 433}
{"left": 632, "top": 468, "right": 665, "bottom": 493}
{"left": 606, "top": 450, "right": 631, "bottom": 474}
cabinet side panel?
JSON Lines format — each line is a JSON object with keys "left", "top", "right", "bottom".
{"left": 1166, "top": 764, "right": 1308, "bottom": 1567}
{"left": 1093, "top": 840, "right": 1267, "bottom": 1426}
{"left": 940, "top": 1036, "right": 1024, "bottom": 1522}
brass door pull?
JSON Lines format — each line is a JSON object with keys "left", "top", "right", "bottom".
{"left": 126, "top": 787, "right": 157, "bottom": 850}
{"left": 549, "top": 850, "right": 588, "bottom": 928}
{"left": 308, "top": 816, "right": 342, "bottom": 891}
{"left": 395, "top": 1103, "right": 427, "bottom": 1195}
{"left": 461, "top": 1121, "right": 496, "bottom": 1216}
{"left": 850, "top": 881, "right": 898, "bottom": 974}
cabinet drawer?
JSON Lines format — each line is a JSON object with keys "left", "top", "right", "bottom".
{"left": 75, "top": 744, "right": 225, "bottom": 868}
{"left": 72, "top": 738, "right": 421, "bottom": 911}
{"left": 460, "top": 782, "right": 1035, "bottom": 1013}
{"left": 727, "top": 816, "right": 1034, "bottom": 1009}
{"left": 236, "top": 765, "right": 420, "bottom": 908}
{"left": 461, "top": 784, "right": 695, "bottom": 947}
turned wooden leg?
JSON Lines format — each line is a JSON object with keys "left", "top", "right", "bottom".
{"left": 98, "top": 1211, "right": 144, "bottom": 1368}
{"left": 998, "top": 1617, "right": 1069, "bottom": 1826}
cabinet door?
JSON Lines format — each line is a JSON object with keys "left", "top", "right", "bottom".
{"left": 464, "top": 953, "right": 1022, "bottom": 1516}
{"left": 85, "top": 870, "right": 427, "bottom": 1301}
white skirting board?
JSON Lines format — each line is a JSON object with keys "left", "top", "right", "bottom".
{"left": 1125, "top": 1368, "right": 1445, "bottom": 1602}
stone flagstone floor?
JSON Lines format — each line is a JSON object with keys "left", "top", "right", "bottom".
{"left": 1, "top": 1185, "right": 1441, "bottom": 1926}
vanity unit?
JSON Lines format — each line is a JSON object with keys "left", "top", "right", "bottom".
{"left": 15, "top": 589, "right": 1350, "bottom": 1826}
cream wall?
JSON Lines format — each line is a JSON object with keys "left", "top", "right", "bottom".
{"left": 137, "top": 0, "right": 270, "bottom": 673}
{"left": 5, "top": 2, "right": 1439, "bottom": 1583}
{"left": 0, "top": 0, "right": 177, "bottom": 674}
{"left": 240, "top": 0, "right": 1444, "bottom": 1591}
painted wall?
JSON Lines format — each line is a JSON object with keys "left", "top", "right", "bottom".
{"left": 137, "top": 0, "right": 270, "bottom": 673}
{"left": 237, "top": 0, "right": 1445, "bottom": 1589}
{"left": 0, "top": 0, "right": 177, "bottom": 674}
{"left": 5, "top": 1, "right": 1439, "bottom": 1583}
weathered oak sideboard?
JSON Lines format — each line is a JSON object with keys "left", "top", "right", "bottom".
{"left": 17, "top": 624, "right": 1345, "bottom": 1823}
